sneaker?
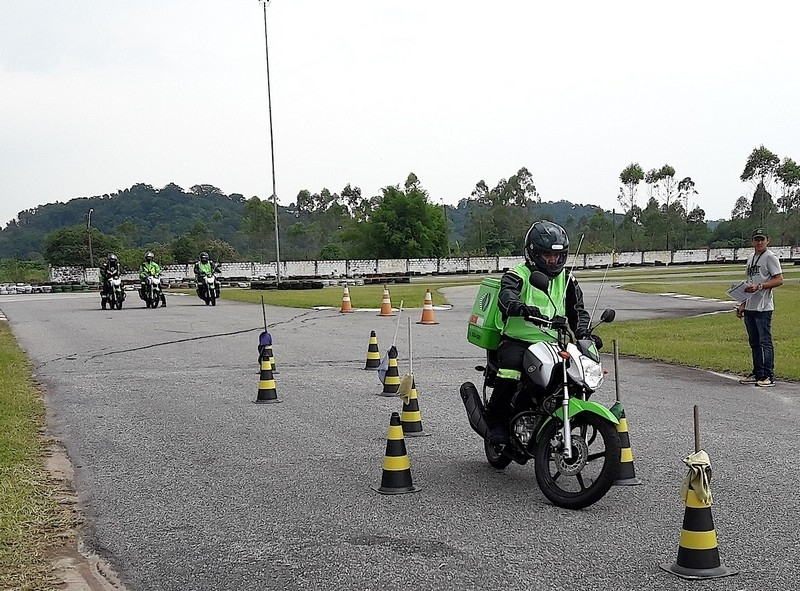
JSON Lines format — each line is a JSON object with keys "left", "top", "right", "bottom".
{"left": 756, "top": 378, "right": 776, "bottom": 387}
{"left": 738, "top": 374, "right": 758, "bottom": 384}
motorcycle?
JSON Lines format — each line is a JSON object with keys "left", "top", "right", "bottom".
{"left": 460, "top": 270, "right": 620, "bottom": 510}
{"left": 101, "top": 276, "right": 126, "bottom": 310}
{"left": 140, "top": 274, "right": 165, "bottom": 308}
{"left": 197, "top": 271, "right": 220, "bottom": 306}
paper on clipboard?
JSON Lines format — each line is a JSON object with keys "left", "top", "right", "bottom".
{"left": 726, "top": 281, "right": 752, "bottom": 302}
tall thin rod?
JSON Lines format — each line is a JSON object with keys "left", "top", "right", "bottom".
{"left": 261, "top": 1, "right": 281, "bottom": 283}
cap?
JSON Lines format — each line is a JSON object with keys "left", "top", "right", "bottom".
{"left": 752, "top": 228, "right": 768, "bottom": 239}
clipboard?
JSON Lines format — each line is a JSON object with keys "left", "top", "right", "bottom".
{"left": 726, "top": 281, "right": 752, "bottom": 302}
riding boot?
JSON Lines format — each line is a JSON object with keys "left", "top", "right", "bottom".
{"left": 161, "top": 294, "right": 167, "bottom": 307}
{"left": 484, "top": 378, "right": 516, "bottom": 444}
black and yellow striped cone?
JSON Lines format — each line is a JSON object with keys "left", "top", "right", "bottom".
{"left": 380, "top": 347, "right": 400, "bottom": 396}
{"left": 371, "top": 412, "right": 420, "bottom": 495}
{"left": 400, "top": 377, "right": 430, "bottom": 437}
{"left": 254, "top": 349, "right": 281, "bottom": 404}
{"left": 609, "top": 402, "right": 642, "bottom": 485}
{"left": 263, "top": 343, "right": 278, "bottom": 374}
{"left": 660, "top": 487, "right": 737, "bottom": 579}
{"left": 364, "top": 330, "right": 381, "bottom": 370}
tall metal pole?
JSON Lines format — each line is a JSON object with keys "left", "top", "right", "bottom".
{"left": 261, "top": 0, "right": 281, "bottom": 283}
{"left": 87, "top": 208, "right": 94, "bottom": 268}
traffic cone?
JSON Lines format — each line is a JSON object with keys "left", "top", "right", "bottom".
{"left": 609, "top": 402, "right": 642, "bottom": 486}
{"left": 254, "top": 349, "right": 281, "bottom": 404}
{"left": 416, "top": 289, "right": 439, "bottom": 325}
{"left": 339, "top": 285, "right": 354, "bottom": 313}
{"left": 660, "top": 487, "right": 737, "bottom": 579}
{"left": 364, "top": 330, "right": 381, "bottom": 370}
{"left": 377, "top": 285, "right": 394, "bottom": 316}
{"left": 371, "top": 412, "right": 420, "bottom": 495}
{"left": 400, "top": 377, "right": 430, "bottom": 437}
{"left": 379, "top": 347, "right": 400, "bottom": 396}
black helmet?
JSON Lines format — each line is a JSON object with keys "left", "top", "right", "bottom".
{"left": 524, "top": 221, "right": 569, "bottom": 277}
{"left": 199, "top": 252, "right": 209, "bottom": 263}
{"left": 145, "top": 251, "right": 154, "bottom": 262}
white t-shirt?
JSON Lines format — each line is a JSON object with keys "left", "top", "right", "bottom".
{"left": 744, "top": 248, "right": 782, "bottom": 312}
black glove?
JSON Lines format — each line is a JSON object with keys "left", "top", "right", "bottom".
{"left": 550, "top": 315, "right": 568, "bottom": 330}
{"left": 521, "top": 305, "right": 540, "bottom": 318}
{"left": 577, "top": 331, "right": 603, "bottom": 350}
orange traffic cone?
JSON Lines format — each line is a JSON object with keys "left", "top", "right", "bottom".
{"left": 364, "top": 330, "right": 381, "bottom": 370}
{"left": 254, "top": 349, "right": 281, "bottom": 404}
{"left": 417, "top": 289, "right": 438, "bottom": 325}
{"left": 339, "top": 285, "right": 354, "bottom": 313}
{"left": 371, "top": 412, "right": 420, "bottom": 495}
{"left": 377, "top": 285, "right": 394, "bottom": 317}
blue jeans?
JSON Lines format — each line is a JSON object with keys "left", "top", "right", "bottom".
{"left": 743, "top": 310, "right": 774, "bottom": 380}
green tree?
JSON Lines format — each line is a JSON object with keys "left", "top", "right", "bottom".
{"left": 343, "top": 174, "right": 447, "bottom": 258}
{"left": 618, "top": 162, "right": 644, "bottom": 213}
{"left": 43, "top": 226, "right": 122, "bottom": 267}
{"left": 776, "top": 157, "right": 800, "bottom": 213}
{"left": 740, "top": 145, "right": 780, "bottom": 191}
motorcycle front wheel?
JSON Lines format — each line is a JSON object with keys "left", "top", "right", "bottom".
{"left": 533, "top": 412, "right": 620, "bottom": 510}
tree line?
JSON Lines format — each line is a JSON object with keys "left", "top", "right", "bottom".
{"left": 0, "top": 145, "right": 798, "bottom": 277}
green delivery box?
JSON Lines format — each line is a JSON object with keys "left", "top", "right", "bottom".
{"left": 467, "top": 278, "right": 503, "bottom": 350}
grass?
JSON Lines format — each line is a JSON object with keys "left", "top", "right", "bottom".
{"left": 597, "top": 280, "right": 800, "bottom": 380}
{"left": 203, "top": 282, "right": 457, "bottom": 309}
{"left": 0, "top": 324, "right": 76, "bottom": 590}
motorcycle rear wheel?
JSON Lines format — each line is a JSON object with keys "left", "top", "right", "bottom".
{"left": 483, "top": 439, "right": 513, "bottom": 469}
{"left": 533, "top": 412, "right": 620, "bottom": 510}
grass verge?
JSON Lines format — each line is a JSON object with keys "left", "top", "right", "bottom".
{"left": 0, "top": 323, "right": 75, "bottom": 590}
{"left": 598, "top": 280, "right": 800, "bottom": 380}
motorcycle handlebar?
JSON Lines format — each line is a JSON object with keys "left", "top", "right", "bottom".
{"left": 523, "top": 314, "right": 569, "bottom": 331}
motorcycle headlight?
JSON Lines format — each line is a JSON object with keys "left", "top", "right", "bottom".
{"left": 580, "top": 357, "right": 604, "bottom": 391}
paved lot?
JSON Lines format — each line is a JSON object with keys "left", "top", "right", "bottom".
{"left": 1, "top": 287, "right": 797, "bottom": 591}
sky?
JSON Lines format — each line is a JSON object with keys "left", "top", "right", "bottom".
{"left": 2, "top": 1, "right": 798, "bottom": 229}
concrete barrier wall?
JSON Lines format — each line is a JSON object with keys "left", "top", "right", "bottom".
{"left": 376, "top": 259, "right": 407, "bottom": 274}
{"left": 408, "top": 258, "right": 439, "bottom": 275}
{"left": 48, "top": 246, "right": 800, "bottom": 283}
{"left": 642, "top": 250, "right": 673, "bottom": 264}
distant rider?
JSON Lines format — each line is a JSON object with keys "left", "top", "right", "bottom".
{"left": 139, "top": 251, "right": 166, "bottom": 306}
{"left": 193, "top": 252, "right": 220, "bottom": 297}
{"left": 99, "top": 253, "right": 121, "bottom": 309}
{"left": 484, "top": 221, "right": 599, "bottom": 444}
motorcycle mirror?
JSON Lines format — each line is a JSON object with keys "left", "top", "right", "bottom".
{"left": 600, "top": 308, "right": 615, "bottom": 323}
{"left": 528, "top": 271, "right": 550, "bottom": 292}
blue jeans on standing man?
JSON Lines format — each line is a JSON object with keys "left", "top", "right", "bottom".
{"left": 743, "top": 310, "right": 774, "bottom": 380}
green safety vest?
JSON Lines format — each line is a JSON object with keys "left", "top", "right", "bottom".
{"left": 501, "top": 263, "right": 567, "bottom": 344}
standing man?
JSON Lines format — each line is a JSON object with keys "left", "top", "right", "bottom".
{"left": 736, "top": 228, "right": 783, "bottom": 387}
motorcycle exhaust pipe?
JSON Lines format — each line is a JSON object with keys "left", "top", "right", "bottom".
{"left": 460, "top": 381, "right": 490, "bottom": 439}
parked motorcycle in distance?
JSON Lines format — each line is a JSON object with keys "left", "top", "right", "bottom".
{"left": 101, "top": 276, "right": 126, "bottom": 310}
{"left": 461, "top": 270, "right": 620, "bottom": 510}
{"left": 197, "top": 270, "right": 220, "bottom": 306}
{"left": 140, "top": 274, "right": 165, "bottom": 308}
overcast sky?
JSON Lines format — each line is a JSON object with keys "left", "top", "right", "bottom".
{"left": 2, "top": 1, "right": 798, "bottom": 229}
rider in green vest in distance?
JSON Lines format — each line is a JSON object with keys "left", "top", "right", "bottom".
{"left": 484, "top": 220, "right": 602, "bottom": 444}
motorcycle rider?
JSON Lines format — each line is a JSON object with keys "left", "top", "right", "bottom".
{"left": 99, "top": 253, "right": 122, "bottom": 310}
{"left": 484, "top": 220, "right": 600, "bottom": 444}
{"left": 139, "top": 251, "right": 166, "bottom": 306}
{"left": 193, "top": 252, "right": 220, "bottom": 298}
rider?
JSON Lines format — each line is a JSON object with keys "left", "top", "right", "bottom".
{"left": 99, "top": 253, "right": 121, "bottom": 309}
{"left": 139, "top": 251, "right": 166, "bottom": 306}
{"left": 484, "top": 220, "right": 600, "bottom": 444}
{"left": 193, "top": 252, "right": 220, "bottom": 296}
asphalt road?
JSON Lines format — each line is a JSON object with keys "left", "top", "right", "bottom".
{"left": 1, "top": 286, "right": 798, "bottom": 591}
